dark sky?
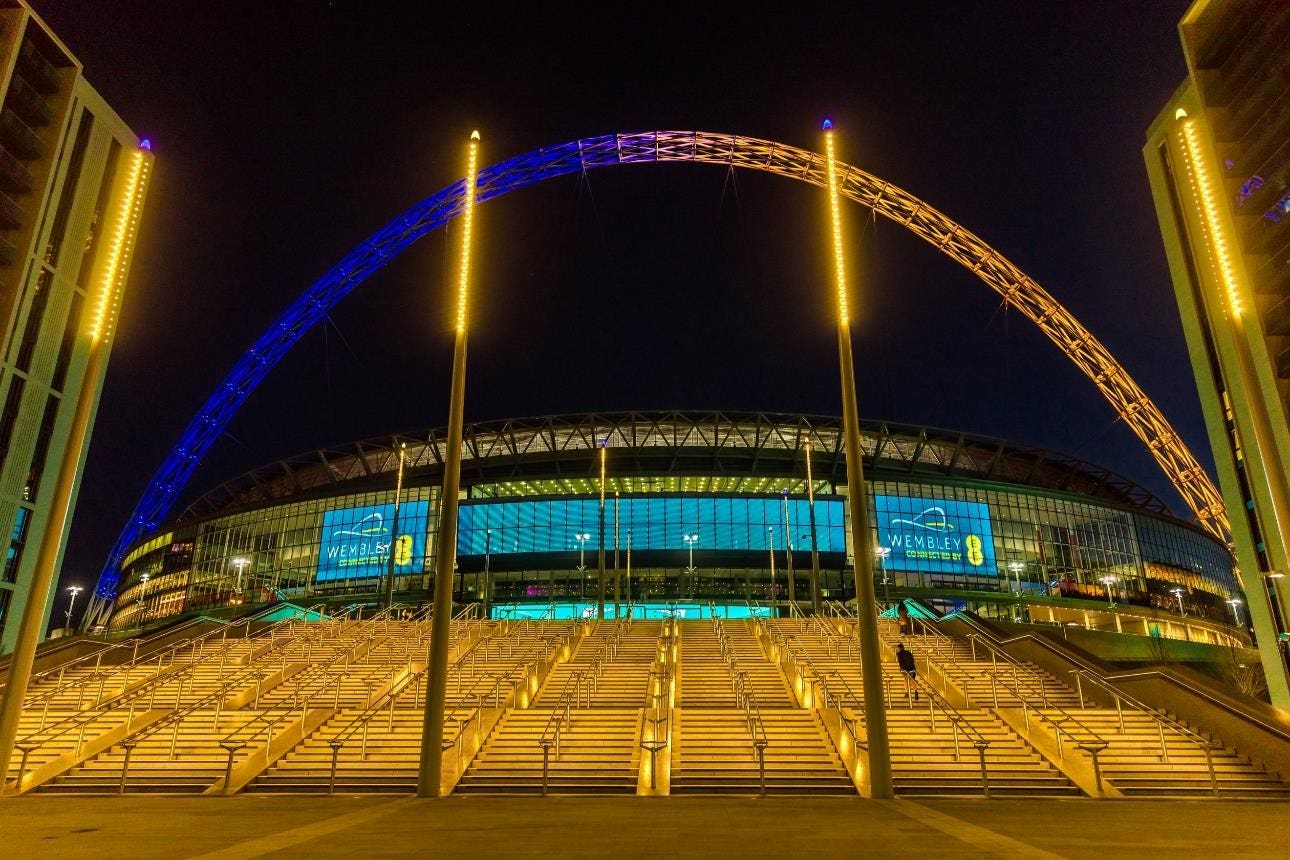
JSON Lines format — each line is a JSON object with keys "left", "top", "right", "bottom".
{"left": 30, "top": 1, "right": 1199, "bottom": 599}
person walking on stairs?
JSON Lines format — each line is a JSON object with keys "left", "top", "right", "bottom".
{"left": 895, "top": 642, "right": 919, "bottom": 702}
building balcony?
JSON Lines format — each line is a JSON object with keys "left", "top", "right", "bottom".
{"left": 0, "top": 145, "right": 33, "bottom": 195}
{"left": 5, "top": 75, "right": 54, "bottom": 128}
{"left": 0, "top": 231, "right": 17, "bottom": 267}
{"left": 17, "top": 40, "right": 61, "bottom": 95}
{"left": 0, "top": 109, "right": 44, "bottom": 161}
{"left": 0, "top": 190, "right": 24, "bottom": 230}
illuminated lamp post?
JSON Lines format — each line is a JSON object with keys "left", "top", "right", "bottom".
{"left": 482, "top": 528, "right": 493, "bottom": 620}
{"left": 1227, "top": 598, "right": 1244, "bottom": 627}
{"left": 782, "top": 490, "right": 797, "bottom": 611}
{"left": 231, "top": 557, "right": 250, "bottom": 593}
{"left": 1007, "top": 561, "right": 1025, "bottom": 596}
{"left": 598, "top": 440, "right": 607, "bottom": 620}
{"left": 822, "top": 118, "right": 892, "bottom": 798}
{"left": 613, "top": 492, "right": 621, "bottom": 618}
{"left": 804, "top": 439, "right": 822, "bottom": 615}
{"left": 419, "top": 131, "right": 481, "bottom": 798}
{"left": 626, "top": 530, "right": 633, "bottom": 617}
{"left": 767, "top": 526, "right": 777, "bottom": 610}
{"left": 1099, "top": 574, "right": 1117, "bottom": 607}
{"left": 64, "top": 586, "right": 83, "bottom": 635}
{"left": 683, "top": 533, "right": 698, "bottom": 600}
{"left": 384, "top": 442, "right": 407, "bottom": 610}
{"left": 575, "top": 532, "right": 591, "bottom": 580}
{"left": 139, "top": 574, "right": 151, "bottom": 620}
{"left": 875, "top": 545, "right": 891, "bottom": 604}
{"left": 0, "top": 141, "right": 153, "bottom": 791}
{"left": 1170, "top": 587, "right": 1186, "bottom": 618}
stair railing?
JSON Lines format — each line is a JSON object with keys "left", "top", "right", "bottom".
{"left": 742, "top": 688, "right": 770, "bottom": 796}
{"left": 1070, "top": 669, "right": 1221, "bottom": 796}
{"left": 639, "top": 662, "right": 672, "bottom": 790}
{"left": 538, "top": 669, "right": 586, "bottom": 795}
{"left": 6, "top": 609, "right": 319, "bottom": 787}
{"left": 984, "top": 669, "right": 1111, "bottom": 793}
{"left": 903, "top": 668, "right": 994, "bottom": 797}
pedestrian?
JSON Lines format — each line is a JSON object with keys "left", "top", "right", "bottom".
{"left": 896, "top": 641, "right": 919, "bottom": 701}
{"left": 897, "top": 602, "right": 911, "bottom": 636}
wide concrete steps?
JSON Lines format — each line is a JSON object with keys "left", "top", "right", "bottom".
{"left": 38, "top": 711, "right": 263, "bottom": 794}
{"left": 456, "top": 708, "right": 641, "bottom": 795}
{"left": 672, "top": 708, "right": 854, "bottom": 795}
{"left": 885, "top": 710, "right": 1079, "bottom": 797}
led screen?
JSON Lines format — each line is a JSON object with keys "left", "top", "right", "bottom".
{"left": 457, "top": 495, "right": 846, "bottom": 556}
{"left": 317, "top": 501, "right": 429, "bottom": 582}
{"left": 491, "top": 602, "right": 770, "bottom": 620}
{"left": 873, "top": 494, "right": 996, "bottom": 575}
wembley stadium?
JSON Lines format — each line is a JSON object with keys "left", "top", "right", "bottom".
{"left": 105, "top": 411, "right": 1242, "bottom": 643}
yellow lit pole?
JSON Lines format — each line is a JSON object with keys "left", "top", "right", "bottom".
{"left": 613, "top": 491, "right": 621, "bottom": 618}
{"left": 804, "top": 439, "right": 823, "bottom": 615}
{"left": 418, "top": 131, "right": 480, "bottom": 797}
{"left": 383, "top": 442, "right": 406, "bottom": 610}
{"left": 823, "top": 119, "right": 893, "bottom": 798}
{"left": 0, "top": 144, "right": 153, "bottom": 792}
{"left": 597, "top": 441, "right": 607, "bottom": 620}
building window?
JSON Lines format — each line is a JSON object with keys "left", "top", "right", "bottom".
{"left": 0, "top": 374, "right": 27, "bottom": 470}
{"left": 14, "top": 267, "right": 53, "bottom": 372}
{"left": 43, "top": 108, "right": 94, "bottom": 266}
{"left": 23, "top": 394, "right": 60, "bottom": 501}
{"left": 3, "top": 506, "right": 31, "bottom": 583}
{"left": 50, "top": 289, "right": 83, "bottom": 392}
{"left": 76, "top": 139, "right": 121, "bottom": 289}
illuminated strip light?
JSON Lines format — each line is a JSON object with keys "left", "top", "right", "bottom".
{"left": 1176, "top": 111, "right": 1244, "bottom": 319}
{"left": 455, "top": 131, "right": 481, "bottom": 333}
{"left": 89, "top": 146, "right": 153, "bottom": 343}
{"left": 822, "top": 120, "right": 850, "bottom": 324}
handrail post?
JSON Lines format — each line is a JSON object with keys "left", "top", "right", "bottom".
{"left": 1205, "top": 745, "right": 1218, "bottom": 797}
{"left": 1089, "top": 748, "right": 1105, "bottom": 797}
{"left": 977, "top": 744, "right": 990, "bottom": 798}
{"left": 1157, "top": 719, "right": 1169, "bottom": 763}
{"left": 118, "top": 742, "right": 135, "bottom": 795}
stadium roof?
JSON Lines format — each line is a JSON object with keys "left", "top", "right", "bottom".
{"left": 178, "top": 411, "right": 1173, "bottom": 522}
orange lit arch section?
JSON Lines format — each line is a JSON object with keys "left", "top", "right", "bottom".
{"left": 643, "top": 133, "right": 1227, "bottom": 543}
{"left": 93, "top": 130, "right": 1228, "bottom": 612}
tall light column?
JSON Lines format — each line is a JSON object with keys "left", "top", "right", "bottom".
{"left": 384, "top": 443, "right": 406, "bottom": 610}
{"left": 613, "top": 492, "right": 621, "bottom": 618}
{"left": 804, "top": 439, "right": 822, "bottom": 615}
{"left": 0, "top": 143, "right": 153, "bottom": 791}
{"left": 823, "top": 119, "right": 893, "bottom": 798}
{"left": 782, "top": 490, "right": 796, "bottom": 611}
{"left": 597, "top": 441, "right": 607, "bottom": 620}
{"left": 418, "top": 131, "right": 480, "bottom": 798}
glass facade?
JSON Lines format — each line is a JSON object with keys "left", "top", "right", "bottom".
{"left": 111, "top": 472, "right": 1239, "bottom": 631}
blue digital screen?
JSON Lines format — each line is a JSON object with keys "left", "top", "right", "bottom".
{"left": 874, "top": 495, "right": 996, "bottom": 575}
{"left": 490, "top": 602, "right": 771, "bottom": 620}
{"left": 317, "top": 501, "right": 429, "bottom": 582}
{"left": 457, "top": 496, "right": 846, "bottom": 556}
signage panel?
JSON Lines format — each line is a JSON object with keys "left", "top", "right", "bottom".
{"left": 317, "top": 501, "right": 429, "bottom": 582}
{"left": 874, "top": 494, "right": 996, "bottom": 575}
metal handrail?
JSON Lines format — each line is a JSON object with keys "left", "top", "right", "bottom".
{"left": 902, "top": 667, "right": 994, "bottom": 796}
{"left": 1070, "top": 668, "right": 1221, "bottom": 795}
{"left": 538, "top": 669, "right": 586, "bottom": 794}
{"left": 10, "top": 607, "right": 315, "bottom": 762}
{"left": 743, "top": 688, "right": 770, "bottom": 796}
{"left": 953, "top": 611, "right": 1290, "bottom": 747}
{"left": 984, "top": 669, "right": 1109, "bottom": 788}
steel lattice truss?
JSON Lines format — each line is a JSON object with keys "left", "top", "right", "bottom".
{"left": 91, "top": 131, "right": 1229, "bottom": 605}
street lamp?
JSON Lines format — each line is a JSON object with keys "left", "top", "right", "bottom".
{"left": 1169, "top": 587, "right": 1186, "bottom": 617}
{"left": 1007, "top": 561, "right": 1025, "bottom": 595}
{"left": 1227, "top": 598, "right": 1244, "bottom": 626}
{"left": 231, "top": 556, "right": 250, "bottom": 593}
{"left": 1099, "top": 574, "right": 1117, "bottom": 607}
{"left": 875, "top": 545, "right": 892, "bottom": 603}
{"left": 139, "top": 574, "right": 151, "bottom": 621}
{"left": 63, "top": 585, "right": 82, "bottom": 634}
{"left": 767, "top": 527, "right": 777, "bottom": 606}
{"left": 683, "top": 533, "right": 698, "bottom": 599}
{"left": 575, "top": 533, "right": 591, "bottom": 577}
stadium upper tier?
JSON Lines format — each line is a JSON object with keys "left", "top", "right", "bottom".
{"left": 180, "top": 411, "right": 1169, "bottom": 520}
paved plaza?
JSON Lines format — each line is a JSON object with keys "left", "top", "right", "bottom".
{"left": 2, "top": 796, "right": 1286, "bottom": 858}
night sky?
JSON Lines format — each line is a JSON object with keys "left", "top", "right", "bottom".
{"left": 29, "top": 1, "right": 1198, "bottom": 601}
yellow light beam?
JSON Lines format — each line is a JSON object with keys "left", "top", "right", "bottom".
{"left": 89, "top": 146, "right": 153, "bottom": 343}
{"left": 455, "top": 131, "right": 481, "bottom": 333}
{"left": 1175, "top": 113, "right": 1243, "bottom": 320}
{"left": 823, "top": 121, "right": 849, "bottom": 325}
